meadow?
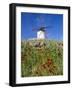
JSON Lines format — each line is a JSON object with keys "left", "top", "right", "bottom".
{"left": 21, "top": 39, "right": 63, "bottom": 77}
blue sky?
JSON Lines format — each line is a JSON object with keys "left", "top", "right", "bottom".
{"left": 21, "top": 12, "right": 63, "bottom": 41}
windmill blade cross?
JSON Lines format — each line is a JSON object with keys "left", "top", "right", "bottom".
{"left": 32, "top": 25, "right": 53, "bottom": 31}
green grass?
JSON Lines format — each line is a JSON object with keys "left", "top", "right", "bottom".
{"left": 21, "top": 39, "right": 63, "bottom": 77}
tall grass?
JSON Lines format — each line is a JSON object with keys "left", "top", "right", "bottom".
{"left": 21, "top": 39, "right": 63, "bottom": 77}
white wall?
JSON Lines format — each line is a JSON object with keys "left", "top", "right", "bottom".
{"left": 37, "top": 31, "right": 45, "bottom": 39}
{"left": 0, "top": 0, "right": 72, "bottom": 89}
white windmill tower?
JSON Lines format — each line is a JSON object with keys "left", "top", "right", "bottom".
{"left": 36, "top": 26, "right": 50, "bottom": 39}
{"left": 37, "top": 28, "right": 45, "bottom": 39}
{"left": 33, "top": 26, "right": 52, "bottom": 40}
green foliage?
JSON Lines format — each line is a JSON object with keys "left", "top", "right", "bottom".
{"left": 21, "top": 39, "right": 63, "bottom": 77}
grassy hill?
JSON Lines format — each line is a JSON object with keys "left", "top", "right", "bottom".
{"left": 21, "top": 39, "right": 63, "bottom": 77}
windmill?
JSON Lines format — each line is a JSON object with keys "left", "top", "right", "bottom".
{"left": 32, "top": 15, "right": 52, "bottom": 39}
{"left": 33, "top": 26, "right": 52, "bottom": 39}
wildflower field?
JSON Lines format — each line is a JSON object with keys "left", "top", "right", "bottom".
{"left": 21, "top": 39, "right": 63, "bottom": 77}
